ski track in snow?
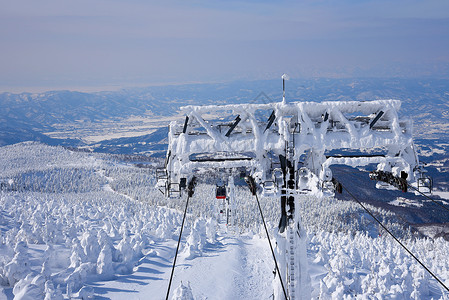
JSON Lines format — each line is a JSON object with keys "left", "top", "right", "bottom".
{"left": 232, "top": 236, "right": 274, "bottom": 300}
{"left": 93, "top": 224, "right": 274, "bottom": 300}
{"left": 97, "top": 169, "right": 134, "bottom": 202}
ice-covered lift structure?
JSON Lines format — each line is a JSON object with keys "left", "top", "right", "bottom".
{"left": 158, "top": 99, "right": 426, "bottom": 195}
{"left": 156, "top": 95, "right": 429, "bottom": 299}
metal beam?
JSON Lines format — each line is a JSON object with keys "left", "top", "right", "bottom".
{"left": 182, "top": 116, "right": 189, "bottom": 133}
{"left": 225, "top": 115, "right": 241, "bottom": 137}
{"left": 264, "top": 110, "right": 276, "bottom": 133}
{"left": 370, "top": 111, "right": 384, "bottom": 129}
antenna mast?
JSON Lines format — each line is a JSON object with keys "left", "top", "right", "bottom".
{"left": 281, "top": 74, "right": 289, "bottom": 104}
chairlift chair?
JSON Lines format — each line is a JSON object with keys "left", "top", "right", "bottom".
{"left": 216, "top": 185, "right": 227, "bottom": 199}
{"left": 417, "top": 175, "right": 433, "bottom": 193}
{"left": 262, "top": 181, "right": 276, "bottom": 195}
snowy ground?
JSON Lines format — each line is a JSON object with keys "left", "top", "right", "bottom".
{"left": 93, "top": 227, "right": 273, "bottom": 300}
{"left": 434, "top": 191, "right": 449, "bottom": 201}
{"left": 1, "top": 143, "right": 449, "bottom": 299}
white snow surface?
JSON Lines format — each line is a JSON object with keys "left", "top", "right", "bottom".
{"left": 389, "top": 197, "right": 424, "bottom": 208}
{"left": 434, "top": 191, "right": 449, "bottom": 201}
{"left": 0, "top": 142, "right": 448, "bottom": 299}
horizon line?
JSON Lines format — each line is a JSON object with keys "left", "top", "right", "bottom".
{"left": 1, "top": 75, "right": 448, "bottom": 95}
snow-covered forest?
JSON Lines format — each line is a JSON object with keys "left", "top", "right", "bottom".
{"left": 0, "top": 142, "right": 448, "bottom": 299}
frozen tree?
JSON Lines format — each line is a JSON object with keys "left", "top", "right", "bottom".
{"left": 4, "top": 241, "right": 31, "bottom": 286}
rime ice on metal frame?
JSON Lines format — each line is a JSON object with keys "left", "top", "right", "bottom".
{"left": 159, "top": 99, "right": 423, "bottom": 196}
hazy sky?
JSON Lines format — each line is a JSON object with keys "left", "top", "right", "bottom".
{"left": 1, "top": 0, "right": 449, "bottom": 92}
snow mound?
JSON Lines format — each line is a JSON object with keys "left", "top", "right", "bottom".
{"left": 171, "top": 281, "right": 194, "bottom": 300}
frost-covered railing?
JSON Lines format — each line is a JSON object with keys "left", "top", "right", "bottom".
{"left": 160, "top": 99, "right": 421, "bottom": 195}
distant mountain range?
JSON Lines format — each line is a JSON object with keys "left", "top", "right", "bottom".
{"left": 1, "top": 77, "right": 448, "bottom": 149}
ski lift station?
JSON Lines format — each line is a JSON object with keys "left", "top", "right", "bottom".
{"left": 158, "top": 76, "right": 435, "bottom": 300}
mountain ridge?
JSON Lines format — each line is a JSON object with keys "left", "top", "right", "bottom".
{"left": 1, "top": 78, "right": 448, "bottom": 153}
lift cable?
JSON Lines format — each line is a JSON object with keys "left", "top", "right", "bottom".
{"left": 245, "top": 176, "right": 289, "bottom": 300}
{"left": 340, "top": 183, "right": 449, "bottom": 293}
{"left": 407, "top": 183, "right": 449, "bottom": 214}
{"left": 166, "top": 177, "right": 197, "bottom": 300}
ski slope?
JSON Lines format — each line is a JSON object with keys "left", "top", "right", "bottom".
{"left": 94, "top": 226, "right": 273, "bottom": 300}
{"left": 0, "top": 143, "right": 448, "bottom": 299}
